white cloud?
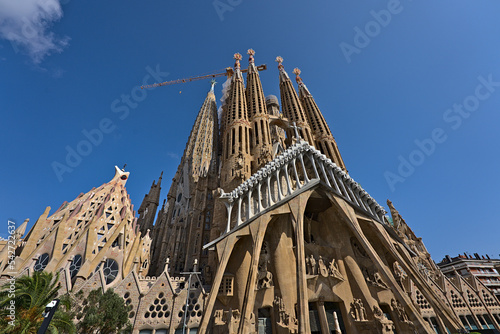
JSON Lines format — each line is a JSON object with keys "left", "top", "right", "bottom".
{"left": 0, "top": 0, "right": 69, "bottom": 63}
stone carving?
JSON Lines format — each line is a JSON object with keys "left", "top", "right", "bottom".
{"left": 393, "top": 261, "right": 407, "bottom": 291}
{"left": 306, "top": 254, "right": 317, "bottom": 275}
{"left": 350, "top": 298, "right": 367, "bottom": 321}
{"left": 363, "top": 268, "right": 389, "bottom": 289}
{"left": 373, "top": 272, "right": 389, "bottom": 288}
{"left": 274, "top": 296, "right": 298, "bottom": 329}
{"left": 259, "top": 146, "right": 272, "bottom": 165}
{"left": 391, "top": 299, "right": 409, "bottom": 322}
{"left": 306, "top": 254, "right": 345, "bottom": 282}
{"left": 214, "top": 309, "right": 225, "bottom": 325}
{"left": 373, "top": 305, "right": 384, "bottom": 319}
{"left": 231, "top": 309, "right": 241, "bottom": 321}
{"left": 328, "top": 258, "right": 344, "bottom": 281}
{"left": 417, "top": 259, "right": 432, "bottom": 280}
{"left": 234, "top": 153, "right": 246, "bottom": 180}
{"left": 257, "top": 241, "right": 273, "bottom": 289}
{"left": 374, "top": 306, "right": 396, "bottom": 334}
{"left": 318, "top": 255, "right": 329, "bottom": 277}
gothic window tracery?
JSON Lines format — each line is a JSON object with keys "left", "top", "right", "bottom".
{"left": 34, "top": 253, "right": 50, "bottom": 272}
{"left": 95, "top": 258, "right": 119, "bottom": 285}
{"left": 69, "top": 254, "right": 82, "bottom": 278}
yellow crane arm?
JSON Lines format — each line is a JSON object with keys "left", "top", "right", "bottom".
{"left": 141, "top": 64, "right": 267, "bottom": 89}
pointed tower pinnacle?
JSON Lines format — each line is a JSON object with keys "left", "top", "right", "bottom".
{"left": 182, "top": 80, "right": 218, "bottom": 182}
{"left": 137, "top": 171, "right": 163, "bottom": 236}
{"left": 220, "top": 52, "right": 252, "bottom": 189}
{"left": 276, "top": 56, "right": 314, "bottom": 146}
{"left": 190, "top": 81, "right": 219, "bottom": 182}
{"left": 149, "top": 81, "right": 220, "bottom": 276}
{"left": 210, "top": 79, "right": 216, "bottom": 93}
{"left": 246, "top": 49, "right": 273, "bottom": 172}
{"left": 233, "top": 52, "right": 242, "bottom": 77}
{"left": 294, "top": 68, "right": 346, "bottom": 171}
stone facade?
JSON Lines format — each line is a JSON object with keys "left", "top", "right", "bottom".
{"left": 4, "top": 50, "right": 500, "bottom": 333}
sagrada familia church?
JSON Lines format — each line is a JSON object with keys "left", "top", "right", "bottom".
{"left": 2, "top": 50, "right": 500, "bottom": 333}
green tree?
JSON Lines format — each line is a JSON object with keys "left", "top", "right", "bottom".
{"left": 75, "top": 287, "right": 132, "bottom": 334}
{"left": 0, "top": 271, "right": 75, "bottom": 334}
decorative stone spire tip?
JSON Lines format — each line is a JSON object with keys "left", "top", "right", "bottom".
{"left": 293, "top": 67, "right": 303, "bottom": 84}
{"left": 247, "top": 49, "right": 255, "bottom": 64}
{"left": 233, "top": 53, "right": 242, "bottom": 70}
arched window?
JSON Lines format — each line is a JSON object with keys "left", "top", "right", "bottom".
{"left": 97, "top": 258, "right": 119, "bottom": 285}
{"left": 69, "top": 254, "right": 82, "bottom": 278}
{"left": 34, "top": 253, "right": 50, "bottom": 272}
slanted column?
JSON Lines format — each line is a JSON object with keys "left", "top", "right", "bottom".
{"left": 308, "top": 153, "right": 320, "bottom": 179}
{"left": 247, "top": 190, "right": 252, "bottom": 220}
{"left": 283, "top": 164, "right": 293, "bottom": 195}
{"left": 298, "top": 154, "right": 310, "bottom": 183}
{"left": 257, "top": 181, "right": 263, "bottom": 212}
{"left": 225, "top": 203, "right": 233, "bottom": 233}
{"left": 290, "top": 192, "right": 312, "bottom": 333}
{"left": 335, "top": 173, "right": 351, "bottom": 201}
{"left": 327, "top": 168, "right": 341, "bottom": 195}
{"left": 291, "top": 159, "right": 302, "bottom": 189}
{"left": 275, "top": 169, "right": 283, "bottom": 201}
{"left": 266, "top": 175, "right": 274, "bottom": 206}
{"left": 318, "top": 160, "right": 331, "bottom": 187}
{"left": 237, "top": 197, "right": 242, "bottom": 226}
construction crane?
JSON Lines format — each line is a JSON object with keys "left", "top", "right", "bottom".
{"left": 141, "top": 64, "right": 267, "bottom": 89}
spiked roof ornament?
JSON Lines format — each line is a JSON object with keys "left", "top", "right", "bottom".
{"left": 234, "top": 53, "right": 242, "bottom": 69}
{"left": 275, "top": 56, "right": 284, "bottom": 71}
{"left": 293, "top": 68, "right": 303, "bottom": 85}
{"left": 210, "top": 79, "right": 217, "bottom": 92}
{"left": 247, "top": 49, "right": 255, "bottom": 64}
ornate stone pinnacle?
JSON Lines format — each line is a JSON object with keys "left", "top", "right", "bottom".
{"left": 293, "top": 68, "right": 302, "bottom": 84}
{"left": 276, "top": 56, "right": 284, "bottom": 71}
{"left": 210, "top": 79, "right": 217, "bottom": 92}
{"left": 247, "top": 49, "right": 255, "bottom": 64}
{"left": 234, "top": 53, "right": 242, "bottom": 69}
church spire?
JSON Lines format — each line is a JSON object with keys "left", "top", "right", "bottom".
{"left": 246, "top": 49, "right": 272, "bottom": 172}
{"left": 180, "top": 80, "right": 219, "bottom": 183}
{"left": 276, "top": 56, "right": 314, "bottom": 145}
{"left": 190, "top": 81, "right": 219, "bottom": 182}
{"left": 220, "top": 52, "right": 252, "bottom": 189}
{"left": 294, "top": 68, "right": 346, "bottom": 170}
{"left": 247, "top": 48, "right": 257, "bottom": 74}
{"left": 137, "top": 171, "right": 163, "bottom": 236}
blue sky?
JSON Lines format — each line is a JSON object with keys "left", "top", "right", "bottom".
{"left": 1, "top": 0, "right": 499, "bottom": 263}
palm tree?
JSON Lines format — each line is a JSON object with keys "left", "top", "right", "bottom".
{"left": 0, "top": 271, "right": 75, "bottom": 334}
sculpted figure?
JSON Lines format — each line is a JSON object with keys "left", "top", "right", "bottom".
{"left": 393, "top": 261, "right": 407, "bottom": 291}
{"left": 309, "top": 254, "right": 317, "bottom": 275}
{"left": 329, "top": 258, "right": 344, "bottom": 281}
{"left": 318, "top": 255, "right": 329, "bottom": 277}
